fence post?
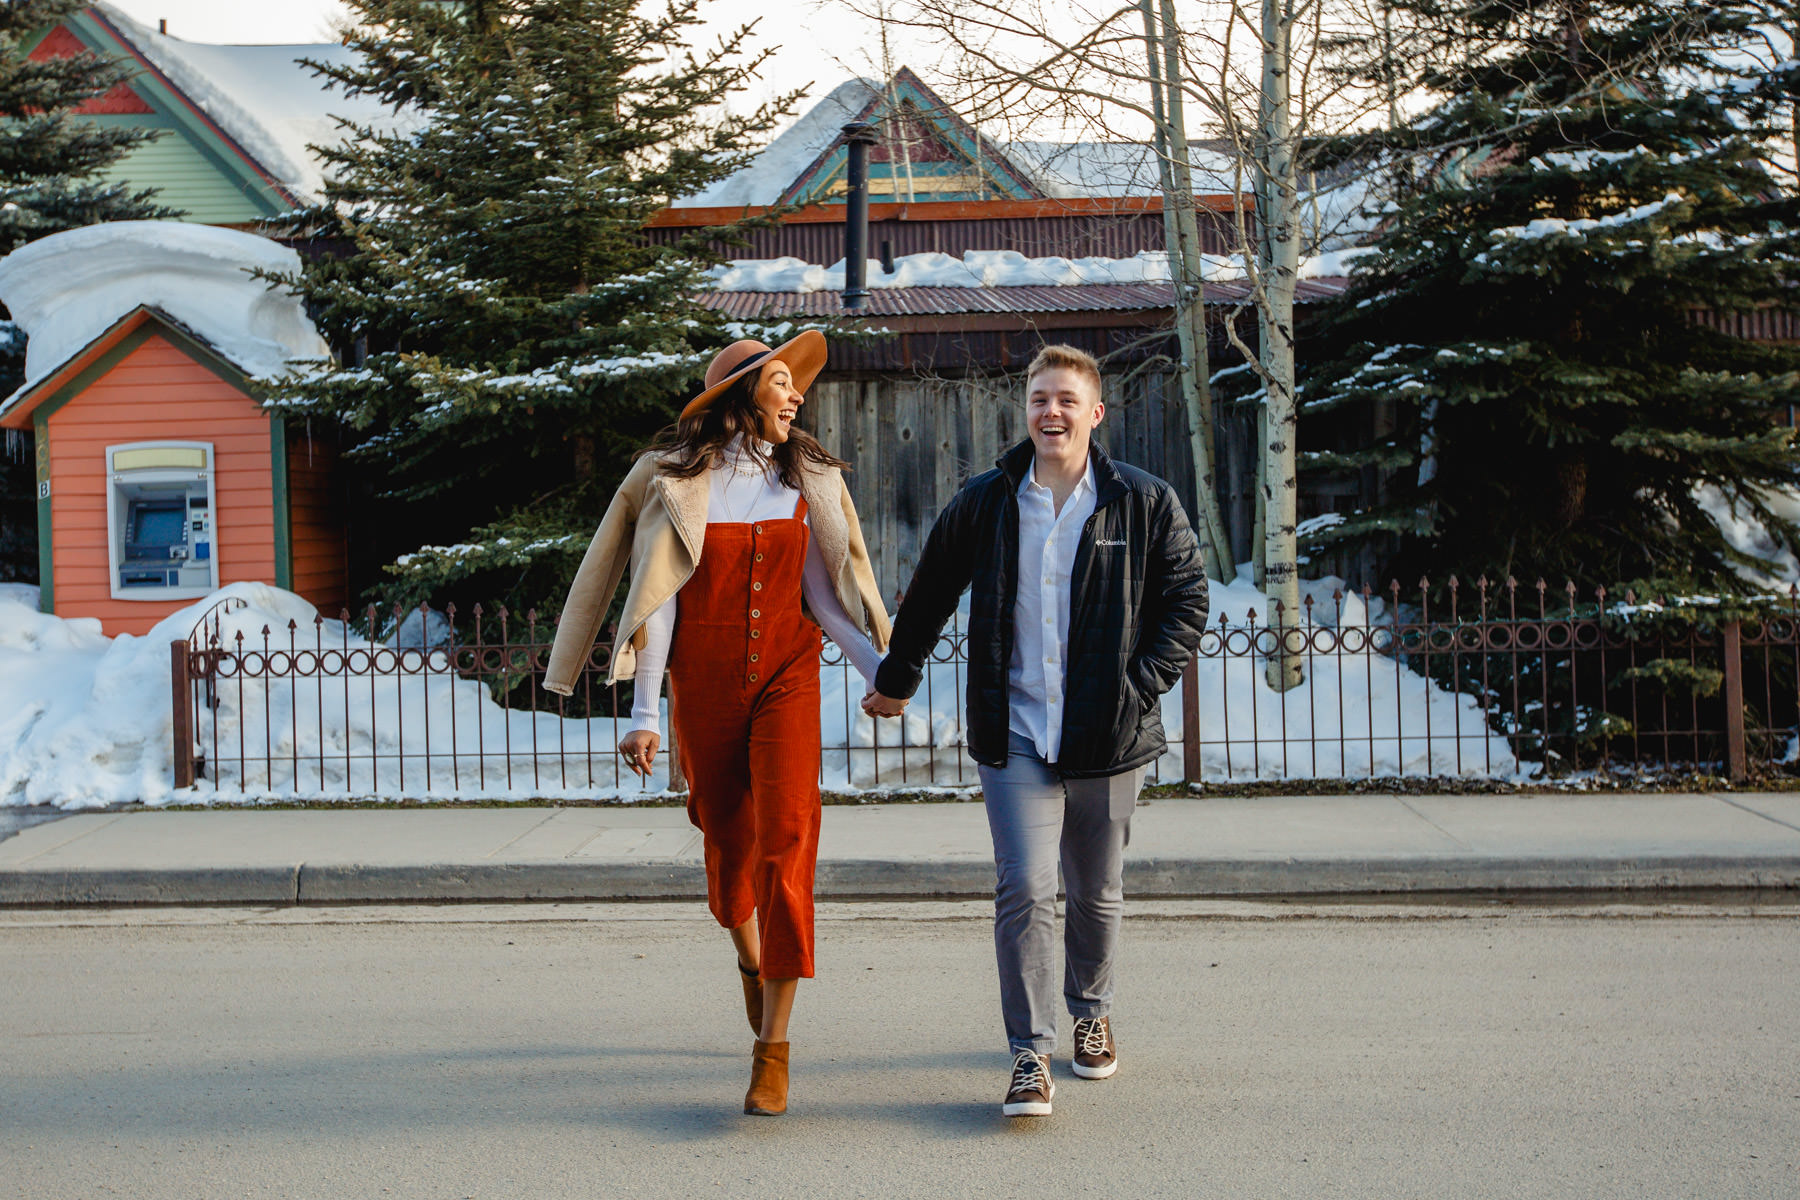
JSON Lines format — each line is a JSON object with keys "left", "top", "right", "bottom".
{"left": 1723, "top": 619, "right": 1746, "bottom": 782}
{"left": 1182, "top": 657, "right": 1201, "bottom": 785}
{"left": 170, "top": 640, "right": 195, "bottom": 789}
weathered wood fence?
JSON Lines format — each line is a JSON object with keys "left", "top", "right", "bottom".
{"left": 805, "top": 369, "right": 1369, "bottom": 599}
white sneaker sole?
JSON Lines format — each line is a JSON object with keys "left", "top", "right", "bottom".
{"left": 1002, "top": 1081, "right": 1054, "bottom": 1117}
{"left": 1072, "top": 1058, "right": 1117, "bottom": 1080}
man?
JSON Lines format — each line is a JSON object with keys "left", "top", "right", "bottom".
{"left": 863, "top": 344, "right": 1208, "bottom": 1117}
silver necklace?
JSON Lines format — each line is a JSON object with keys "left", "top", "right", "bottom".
{"left": 714, "top": 458, "right": 766, "bottom": 523}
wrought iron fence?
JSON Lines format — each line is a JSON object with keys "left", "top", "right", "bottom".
{"left": 170, "top": 578, "right": 1800, "bottom": 798}
{"left": 171, "top": 596, "right": 1003, "bottom": 798}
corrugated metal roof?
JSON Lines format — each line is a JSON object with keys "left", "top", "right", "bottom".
{"left": 647, "top": 209, "right": 1225, "bottom": 261}
{"left": 699, "top": 277, "right": 1348, "bottom": 318}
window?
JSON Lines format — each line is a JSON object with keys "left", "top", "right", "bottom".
{"left": 105, "top": 441, "right": 218, "bottom": 600}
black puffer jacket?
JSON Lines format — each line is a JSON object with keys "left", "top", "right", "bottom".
{"left": 874, "top": 440, "right": 1209, "bottom": 778}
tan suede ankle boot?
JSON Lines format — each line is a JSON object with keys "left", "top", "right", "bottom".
{"left": 744, "top": 1039, "right": 790, "bottom": 1115}
{"left": 738, "top": 961, "right": 762, "bottom": 1034}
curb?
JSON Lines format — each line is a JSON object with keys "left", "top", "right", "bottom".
{"left": 3, "top": 856, "right": 1799, "bottom": 906}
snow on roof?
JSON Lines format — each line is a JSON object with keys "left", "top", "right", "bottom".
{"left": 95, "top": 3, "right": 411, "bottom": 204}
{"left": 674, "top": 83, "right": 1250, "bottom": 208}
{"left": 1000, "top": 140, "right": 1242, "bottom": 198}
{"left": 673, "top": 78, "right": 884, "bottom": 208}
{"left": 709, "top": 248, "right": 1365, "bottom": 293}
{"left": 0, "top": 221, "right": 330, "bottom": 400}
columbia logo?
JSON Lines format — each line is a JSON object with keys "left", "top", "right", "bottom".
{"left": 1093, "top": 538, "right": 1127, "bottom": 546}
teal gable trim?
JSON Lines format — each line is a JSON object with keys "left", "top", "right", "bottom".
{"left": 781, "top": 68, "right": 1042, "bottom": 205}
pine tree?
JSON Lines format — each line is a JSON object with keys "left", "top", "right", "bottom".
{"left": 263, "top": 0, "right": 805, "bottom": 612}
{"left": 1287, "top": 0, "right": 1800, "bottom": 595}
{"left": 1, "top": 0, "right": 177, "bottom": 582}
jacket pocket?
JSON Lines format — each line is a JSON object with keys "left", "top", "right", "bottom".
{"left": 1107, "top": 675, "right": 1144, "bottom": 760}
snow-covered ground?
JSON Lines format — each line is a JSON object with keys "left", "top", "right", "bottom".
{"left": 0, "top": 575, "right": 1520, "bottom": 810}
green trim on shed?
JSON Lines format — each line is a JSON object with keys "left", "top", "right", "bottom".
{"left": 34, "top": 411, "right": 52, "bottom": 614}
{"left": 270, "top": 415, "right": 292, "bottom": 590}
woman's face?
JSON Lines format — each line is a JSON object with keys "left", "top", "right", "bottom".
{"left": 751, "top": 358, "right": 804, "bottom": 444}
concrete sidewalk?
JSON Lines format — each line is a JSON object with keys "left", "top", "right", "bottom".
{"left": 5, "top": 792, "right": 1800, "bottom": 905}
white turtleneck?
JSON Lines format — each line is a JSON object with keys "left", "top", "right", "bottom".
{"left": 629, "top": 437, "right": 883, "bottom": 734}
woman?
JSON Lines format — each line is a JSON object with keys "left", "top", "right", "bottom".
{"left": 543, "top": 331, "right": 893, "bottom": 1116}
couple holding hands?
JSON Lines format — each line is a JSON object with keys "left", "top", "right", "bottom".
{"left": 544, "top": 333, "right": 1209, "bottom": 1118}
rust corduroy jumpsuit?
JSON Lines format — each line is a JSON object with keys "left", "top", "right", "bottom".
{"left": 666, "top": 497, "right": 823, "bottom": 980}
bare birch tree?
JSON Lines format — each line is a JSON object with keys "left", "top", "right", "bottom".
{"left": 835, "top": 0, "right": 1392, "bottom": 686}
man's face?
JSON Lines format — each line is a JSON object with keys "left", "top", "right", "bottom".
{"left": 1025, "top": 366, "right": 1104, "bottom": 469}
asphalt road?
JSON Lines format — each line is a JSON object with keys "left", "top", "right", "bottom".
{"left": 4, "top": 899, "right": 1798, "bottom": 1200}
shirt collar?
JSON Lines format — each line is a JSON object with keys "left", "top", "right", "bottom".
{"left": 721, "top": 433, "right": 775, "bottom": 464}
{"left": 1020, "top": 454, "right": 1096, "bottom": 499}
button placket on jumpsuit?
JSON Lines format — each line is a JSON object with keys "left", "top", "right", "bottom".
{"left": 665, "top": 499, "right": 823, "bottom": 980}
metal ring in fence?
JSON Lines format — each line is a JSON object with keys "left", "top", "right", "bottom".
{"left": 1422, "top": 626, "right": 1460, "bottom": 653}
{"left": 1568, "top": 621, "right": 1606, "bottom": 650}
{"left": 1503, "top": 622, "right": 1543, "bottom": 651}
{"left": 1452, "top": 624, "right": 1489, "bottom": 652}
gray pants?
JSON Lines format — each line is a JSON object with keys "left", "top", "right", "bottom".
{"left": 978, "top": 731, "right": 1143, "bottom": 1056}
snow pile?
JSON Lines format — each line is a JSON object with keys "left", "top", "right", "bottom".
{"left": 1694, "top": 483, "right": 1800, "bottom": 588}
{"left": 96, "top": 4, "right": 415, "bottom": 204}
{"left": 709, "top": 249, "right": 1364, "bottom": 293}
{"left": 0, "top": 583, "right": 38, "bottom": 609}
{"left": 0, "top": 589, "right": 183, "bottom": 809}
{"left": 0, "top": 572, "right": 1522, "bottom": 808}
{"left": 1185, "top": 575, "right": 1519, "bottom": 779}
{"left": 0, "top": 221, "right": 329, "bottom": 393}
{"left": 0, "top": 583, "right": 672, "bottom": 808}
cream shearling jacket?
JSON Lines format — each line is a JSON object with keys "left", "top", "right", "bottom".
{"left": 543, "top": 450, "right": 892, "bottom": 694}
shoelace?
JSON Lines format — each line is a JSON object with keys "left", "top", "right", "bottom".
{"left": 1073, "top": 1018, "right": 1110, "bottom": 1057}
{"left": 1009, "top": 1051, "right": 1049, "bottom": 1095}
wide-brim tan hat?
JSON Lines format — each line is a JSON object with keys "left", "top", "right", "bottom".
{"left": 680, "top": 329, "right": 827, "bottom": 421}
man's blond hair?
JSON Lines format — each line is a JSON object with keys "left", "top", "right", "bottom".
{"left": 1025, "top": 344, "right": 1102, "bottom": 401}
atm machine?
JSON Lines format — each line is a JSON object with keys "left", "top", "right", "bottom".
{"left": 106, "top": 442, "right": 218, "bottom": 598}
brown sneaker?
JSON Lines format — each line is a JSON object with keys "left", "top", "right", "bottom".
{"left": 1001, "top": 1050, "right": 1054, "bottom": 1117}
{"left": 1071, "top": 1016, "right": 1117, "bottom": 1079}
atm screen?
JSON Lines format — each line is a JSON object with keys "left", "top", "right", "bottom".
{"left": 130, "top": 503, "right": 185, "bottom": 552}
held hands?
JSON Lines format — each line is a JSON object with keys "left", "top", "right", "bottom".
{"left": 618, "top": 729, "right": 660, "bottom": 778}
{"left": 860, "top": 688, "right": 908, "bottom": 719}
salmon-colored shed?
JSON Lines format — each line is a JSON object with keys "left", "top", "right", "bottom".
{"left": 0, "top": 305, "right": 346, "bottom": 636}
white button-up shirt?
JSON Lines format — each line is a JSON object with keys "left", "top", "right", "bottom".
{"left": 1007, "top": 457, "right": 1098, "bottom": 763}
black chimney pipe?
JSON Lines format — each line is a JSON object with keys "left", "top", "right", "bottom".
{"left": 841, "top": 122, "right": 877, "bottom": 312}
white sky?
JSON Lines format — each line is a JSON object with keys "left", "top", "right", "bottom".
{"left": 106, "top": 0, "right": 928, "bottom": 123}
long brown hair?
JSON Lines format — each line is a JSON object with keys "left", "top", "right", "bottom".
{"left": 640, "top": 367, "right": 848, "bottom": 488}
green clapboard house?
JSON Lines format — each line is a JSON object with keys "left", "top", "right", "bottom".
{"left": 24, "top": 3, "right": 400, "bottom": 224}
